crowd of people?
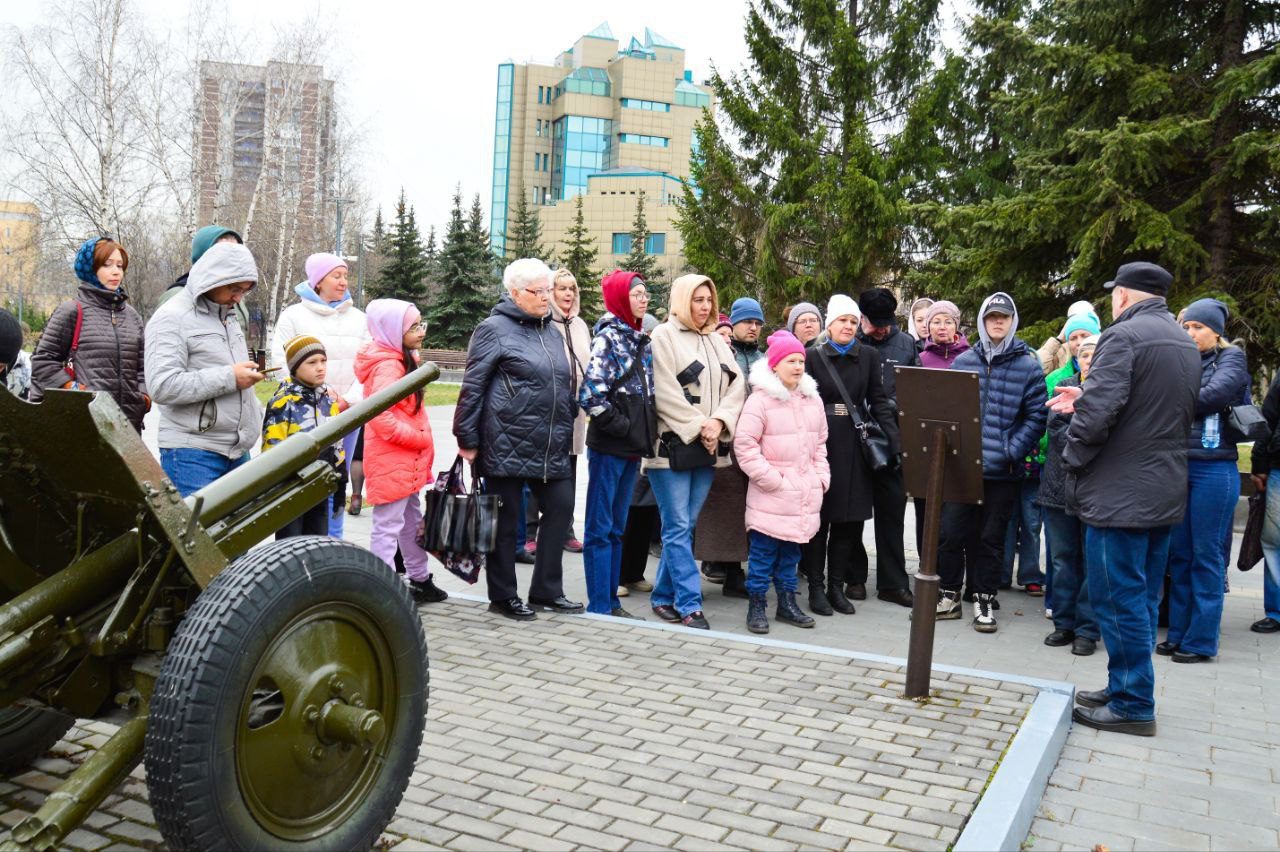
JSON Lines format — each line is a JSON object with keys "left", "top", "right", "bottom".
{"left": 2, "top": 236, "right": 1278, "bottom": 739}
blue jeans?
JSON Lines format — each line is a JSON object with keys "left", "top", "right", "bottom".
{"left": 160, "top": 448, "right": 249, "bottom": 497}
{"left": 746, "top": 531, "right": 801, "bottom": 596}
{"left": 583, "top": 451, "right": 639, "bottom": 614}
{"left": 1167, "top": 459, "right": 1238, "bottom": 656}
{"left": 1002, "top": 479, "right": 1045, "bottom": 586}
{"left": 1261, "top": 469, "right": 1280, "bottom": 622}
{"left": 1085, "top": 524, "right": 1172, "bottom": 721}
{"left": 649, "top": 466, "right": 716, "bottom": 617}
{"left": 1044, "top": 507, "right": 1098, "bottom": 639}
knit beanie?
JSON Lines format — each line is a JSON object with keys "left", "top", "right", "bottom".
{"left": 766, "top": 330, "right": 806, "bottom": 370}
{"left": 715, "top": 313, "right": 731, "bottom": 331}
{"left": 1062, "top": 312, "right": 1102, "bottom": 341}
{"left": 73, "top": 237, "right": 106, "bottom": 287}
{"left": 786, "top": 302, "right": 823, "bottom": 334}
{"left": 284, "top": 334, "right": 326, "bottom": 374}
{"left": 825, "top": 294, "right": 860, "bottom": 328}
{"left": 305, "top": 253, "right": 347, "bottom": 290}
{"left": 729, "top": 297, "right": 765, "bottom": 325}
{"left": 191, "top": 225, "right": 242, "bottom": 264}
{"left": 1181, "top": 298, "right": 1229, "bottom": 336}
{"left": 1078, "top": 334, "right": 1101, "bottom": 354}
{"left": 0, "top": 308, "right": 22, "bottom": 371}
{"left": 924, "top": 300, "right": 961, "bottom": 330}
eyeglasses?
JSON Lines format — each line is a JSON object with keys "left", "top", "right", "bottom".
{"left": 408, "top": 322, "right": 427, "bottom": 332}
{"left": 631, "top": 291, "right": 650, "bottom": 300}
{"left": 525, "top": 287, "right": 552, "bottom": 298}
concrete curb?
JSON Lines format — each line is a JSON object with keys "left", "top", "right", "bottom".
{"left": 439, "top": 591, "right": 1072, "bottom": 851}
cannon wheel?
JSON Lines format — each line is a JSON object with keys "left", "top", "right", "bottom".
{"left": 0, "top": 706, "right": 75, "bottom": 774}
{"left": 144, "top": 537, "right": 427, "bottom": 850}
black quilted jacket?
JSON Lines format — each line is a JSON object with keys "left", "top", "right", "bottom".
{"left": 31, "top": 283, "right": 147, "bottom": 431}
{"left": 453, "top": 297, "right": 576, "bottom": 481}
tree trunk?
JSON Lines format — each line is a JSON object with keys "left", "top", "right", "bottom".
{"left": 1206, "top": 0, "right": 1246, "bottom": 287}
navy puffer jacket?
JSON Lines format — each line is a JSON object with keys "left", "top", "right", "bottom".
{"left": 951, "top": 337, "right": 1048, "bottom": 480}
{"left": 1187, "top": 346, "right": 1250, "bottom": 462}
{"left": 453, "top": 297, "right": 576, "bottom": 481}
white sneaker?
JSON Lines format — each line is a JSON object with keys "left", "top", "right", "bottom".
{"left": 936, "top": 590, "right": 961, "bottom": 620}
{"left": 617, "top": 585, "right": 630, "bottom": 597}
{"left": 973, "top": 594, "right": 998, "bottom": 633}
{"left": 1044, "top": 607, "right": 1053, "bottom": 619}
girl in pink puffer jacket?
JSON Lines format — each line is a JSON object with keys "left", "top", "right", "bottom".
{"left": 733, "top": 330, "right": 830, "bottom": 634}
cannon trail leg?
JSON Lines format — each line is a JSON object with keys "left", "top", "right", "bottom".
{"left": 6, "top": 714, "right": 146, "bottom": 852}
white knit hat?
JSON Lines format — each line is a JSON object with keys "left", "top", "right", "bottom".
{"left": 825, "top": 294, "right": 861, "bottom": 328}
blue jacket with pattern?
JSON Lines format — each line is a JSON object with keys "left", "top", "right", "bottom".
{"left": 579, "top": 315, "right": 657, "bottom": 458}
{"left": 261, "top": 378, "right": 344, "bottom": 468}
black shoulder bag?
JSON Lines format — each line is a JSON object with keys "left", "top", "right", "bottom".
{"left": 816, "top": 349, "right": 894, "bottom": 472}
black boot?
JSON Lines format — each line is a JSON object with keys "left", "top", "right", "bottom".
{"left": 826, "top": 584, "right": 856, "bottom": 615}
{"left": 808, "top": 583, "right": 833, "bottom": 616}
{"left": 723, "top": 566, "right": 749, "bottom": 599}
{"left": 747, "top": 594, "right": 769, "bottom": 634}
{"left": 777, "top": 591, "right": 815, "bottom": 628}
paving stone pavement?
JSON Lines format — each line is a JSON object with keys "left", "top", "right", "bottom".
{"left": 1, "top": 599, "right": 1040, "bottom": 850}
{"left": 8, "top": 402, "right": 1270, "bottom": 850}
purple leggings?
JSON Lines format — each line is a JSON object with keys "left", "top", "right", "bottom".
{"left": 371, "top": 492, "right": 430, "bottom": 582}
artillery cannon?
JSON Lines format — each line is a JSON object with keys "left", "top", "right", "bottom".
{"left": 0, "top": 362, "right": 440, "bottom": 850}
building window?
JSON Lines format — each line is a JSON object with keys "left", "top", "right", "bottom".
{"left": 611, "top": 233, "right": 632, "bottom": 254}
{"left": 535, "top": 119, "right": 542, "bottom": 137}
{"left": 619, "top": 133, "right": 670, "bottom": 148}
{"left": 490, "top": 63, "right": 515, "bottom": 257}
{"left": 558, "top": 67, "right": 611, "bottom": 98}
{"left": 645, "top": 234, "right": 666, "bottom": 255}
{"left": 675, "top": 81, "right": 711, "bottom": 109}
{"left": 537, "top": 85, "right": 544, "bottom": 104}
{"left": 551, "top": 115, "right": 614, "bottom": 200}
{"left": 620, "top": 98, "right": 671, "bottom": 112}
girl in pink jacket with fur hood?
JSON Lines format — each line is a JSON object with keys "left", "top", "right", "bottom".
{"left": 733, "top": 330, "right": 830, "bottom": 634}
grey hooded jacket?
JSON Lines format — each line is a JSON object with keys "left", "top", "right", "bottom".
{"left": 144, "top": 243, "right": 262, "bottom": 458}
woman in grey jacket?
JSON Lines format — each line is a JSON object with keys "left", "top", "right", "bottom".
{"left": 31, "top": 237, "right": 147, "bottom": 431}
{"left": 144, "top": 242, "right": 267, "bottom": 496}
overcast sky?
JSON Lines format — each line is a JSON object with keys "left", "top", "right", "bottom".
{"left": 1, "top": 0, "right": 971, "bottom": 239}
{"left": 1, "top": 0, "right": 762, "bottom": 237}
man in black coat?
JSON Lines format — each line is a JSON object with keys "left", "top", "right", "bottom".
{"left": 800, "top": 294, "right": 900, "bottom": 616}
{"left": 455, "top": 258, "right": 584, "bottom": 621}
{"left": 1055, "top": 262, "right": 1200, "bottom": 736}
{"left": 851, "top": 288, "right": 920, "bottom": 607}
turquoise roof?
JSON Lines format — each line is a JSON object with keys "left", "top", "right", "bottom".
{"left": 644, "top": 27, "right": 681, "bottom": 49}
{"left": 585, "top": 22, "right": 614, "bottom": 40}
{"left": 675, "top": 79, "right": 702, "bottom": 93}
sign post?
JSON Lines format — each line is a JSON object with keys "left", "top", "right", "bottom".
{"left": 894, "top": 367, "right": 984, "bottom": 699}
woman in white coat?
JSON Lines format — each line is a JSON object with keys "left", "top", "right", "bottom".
{"left": 272, "top": 252, "right": 371, "bottom": 536}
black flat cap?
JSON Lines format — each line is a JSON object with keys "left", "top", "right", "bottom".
{"left": 1103, "top": 262, "right": 1172, "bottom": 296}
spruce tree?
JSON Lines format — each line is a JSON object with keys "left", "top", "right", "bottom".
{"left": 558, "top": 194, "right": 603, "bottom": 320}
{"left": 624, "top": 190, "right": 668, "bottom": 312}
{"left": 371, "top": 190, "right": 428, "bottom": 303}
{"left": 506, "top": 185, "right": 547, "bottom": 260}
{"left": 921, "top": 0, "right": 1280, "bottom": 365}
{"left": 422, "top": 225, "right": 440, "bottom": 302}
{"left": 675, "top": 0, "right": 952, "bottom": 321}
{"left": 427, "top": 190, "right": 498, "bottom": 349}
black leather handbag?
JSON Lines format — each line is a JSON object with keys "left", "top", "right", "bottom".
{"left": 1226, "top": 404, "right": 1270, "bottom": 444}
{"left": 816, "top": 352, "right": 894, "bottom": 472}
{"left": 658, "top": 431, "right": 717, "bottom": 471}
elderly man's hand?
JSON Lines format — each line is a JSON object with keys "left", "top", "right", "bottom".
{"left": 1047, "top": 385, "right": 1083, "bottom": 414}
{"left": 458, "top": 447, "right": 478, "bottom": 462}
{"left": 233, "top": 361, "right": 265, "bottom": 389}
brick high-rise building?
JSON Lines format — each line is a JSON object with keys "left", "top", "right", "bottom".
{"left": 194, "top": 60, "right": 335, "bottom": 232}
{"left": 490, "top": 23, "right": 715, "bottom": 279}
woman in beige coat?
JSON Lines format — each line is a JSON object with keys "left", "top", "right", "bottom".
{"left": 645, "top": 274, "right": 745, "bottom": 629}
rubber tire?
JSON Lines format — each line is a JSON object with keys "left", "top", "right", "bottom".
{"left": 144, "top": 536, "right": 427, "bottom": 851}
{"left": 0, "top": 706, "right": 75, "bottom": 774}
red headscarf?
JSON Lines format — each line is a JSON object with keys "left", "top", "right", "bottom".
{"left": 601, "top": 269, "right": 644, "bottom": 331}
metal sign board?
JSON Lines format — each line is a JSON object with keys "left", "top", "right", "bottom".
{"left": 894, "top": 366, "right": 984, "bottom": 505}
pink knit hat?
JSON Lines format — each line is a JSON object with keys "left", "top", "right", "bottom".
{"left": 305, "top": 252, "right": 347, "bottom": 289}
{"left": 766, "top": 329, "right": 806, "bottom": 370}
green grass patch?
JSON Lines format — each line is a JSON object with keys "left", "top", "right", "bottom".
{"left": 254, "top": 380, "right": 460, "bottom": 408}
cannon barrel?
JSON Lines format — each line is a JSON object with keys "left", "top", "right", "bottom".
{"left": 191, "top": 362, "right": 441, "bottom": 526}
